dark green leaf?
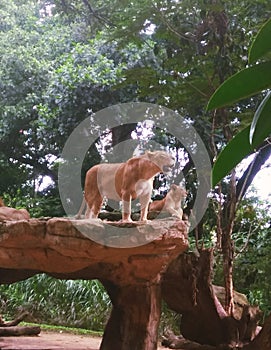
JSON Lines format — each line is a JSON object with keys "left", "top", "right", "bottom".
{"left": 249, "top": 18, "right": 271, "bottom": 64}
{"left": 207, "top": 62, "right": 271, "bottom": 111}
{"left": 212, "top": 126, "right": 253, "bottom": 187}
{"left": 250, "top": 91, "right": 271, "bottom": 147}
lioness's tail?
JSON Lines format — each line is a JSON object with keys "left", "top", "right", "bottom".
{"left": 75, "top": 197, "right": 86, "bottom": 219}
{"left": 0, "top": 197, "right": 5, "bottom": 207}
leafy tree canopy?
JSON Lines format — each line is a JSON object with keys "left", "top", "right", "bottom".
{"left": 1, "top": 0, "right": 271, "bottom": 325}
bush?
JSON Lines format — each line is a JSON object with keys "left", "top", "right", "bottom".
{"left": 0, "top": 275, "right": 111, "bottom": 331}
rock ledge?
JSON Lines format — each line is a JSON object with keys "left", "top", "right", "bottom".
{"left": 0, "top": 217, "right": 188, "bottom": 350}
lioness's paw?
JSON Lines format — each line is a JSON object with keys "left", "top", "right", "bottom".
{"left": 140, "top": 219, "right": 150, "bottom": 224}
{"left": 172, "top": 214, "right": 182, "bottom": 220}
{"left": 120, "top": 218, "right": 133, "bottom": 223}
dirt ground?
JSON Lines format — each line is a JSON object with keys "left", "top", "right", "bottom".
{"left": 0, "top": 331, "right": 167, "bottom": 350}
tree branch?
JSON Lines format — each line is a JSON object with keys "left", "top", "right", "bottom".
{"left": 81, "top": 0, "right": 115, "bottom": 27}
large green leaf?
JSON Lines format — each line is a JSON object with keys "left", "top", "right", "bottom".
{"left": 212, "top": 126, "right": 253, "bottom": 187}
{"left": 207, "top": 62, "right": 271, "bottom": 111}
{"left": 249, "top": 17, "right": 271, "bottom": 64}
{"left": 250, "top": 91, "right": 271, "bottom": 147}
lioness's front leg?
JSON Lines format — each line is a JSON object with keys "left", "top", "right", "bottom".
{"left": 122, "top": 192, "right": 132, "bottom": 222}
{"left": 167, "top": 207, "right": 183, "bottom": 219}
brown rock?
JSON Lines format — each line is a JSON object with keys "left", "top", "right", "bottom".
{"left": 0, "top": 217, "right": 188, "bottom": 350}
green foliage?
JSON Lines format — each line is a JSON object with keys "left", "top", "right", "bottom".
{"left": 208, "top": 17, "right": 271, "bottom": 186}
{"left": 159, "top": 301, "right": 181, "bottom": 335}
{"left": 0, "top": 275, "right": 111, "bottom": 331}
{"left": 0, "top": 0, "right": 70, "bottom": 197}
{"left": 0, "top": 158, "right": 29, "bottom": 194}
{"left": 207, "top": 62, "right": 271, "bottom": 110}
{"left": 211, "top": 126, "right": 253, "bottom": 188}
{"left": 0, "top": 0, "right": 130, "bottom": 205}
{"left": 250, "top": 91, "right": 271, "bottom": 147}
{"left": 2, "top": 189, "right": 64, "bottom": 218}
{"left": 234, "top": 223, "right": 271, "bottom": 316}
{"left": 37, "top": 39, "right": 126, "bottom": 142}
{"left": 0, "top": 0, "right": 160, "bottom": 204}
{"left": 213, "top": 196, "right": 271, "bottom": 315}
{"left": 249, "top": 17, "right": 271, "bottom": 63}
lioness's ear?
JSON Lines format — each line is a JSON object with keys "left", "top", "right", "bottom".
{"left": 171, "top": 184, "right": 177, "bottom": 190}
{"left": 145, "top": 150, "right": 154, "bottom": 159}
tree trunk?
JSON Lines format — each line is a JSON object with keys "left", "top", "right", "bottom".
{"left": 162, "top": 331, "right": 224, "bottom": 349}
{"left": 111, "top": 123, "right": 138, "bottom": 147}
{"left": 243, "top": 313, "right": 271, "bottom": 350}
{"left": 162, "top": 250, "right": 228, "bottom": 345}
{"left": 162, "top": 250, "right": 262, "bottom": 347}
{"left": 221, "top": 170, "right": 237, "bottom": 316}
{"left": 0, "top": 311, "right": 29, "bottom": 327}
{"left": 0, "top": 326, "right": 41, "bottom": 336}
{"left": 0, "top": 312, "right": 41, "bottom": 336}
{"left": 221, "top": 228, "right": 234, "bottom": 315}
{"left": 100, "top": 281, "right": 161, "bottom": 350}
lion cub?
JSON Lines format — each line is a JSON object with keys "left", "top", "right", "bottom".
{"left": 148, "top": 184, "right": 187, "bottom": 219}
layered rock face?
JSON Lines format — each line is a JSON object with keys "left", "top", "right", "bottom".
{"left": 0, "top": 217, "right": 188, "bottom": 350}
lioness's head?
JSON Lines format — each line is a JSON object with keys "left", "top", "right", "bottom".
{"left": 144, "top": 150, "right": 175, "bottom": 174}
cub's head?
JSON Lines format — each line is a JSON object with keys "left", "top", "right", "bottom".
{"left": 170, "top": 184, "right": 187, "bottom": 200}
{"left": 144, "top": 150, "right": 175, "bottom": 174}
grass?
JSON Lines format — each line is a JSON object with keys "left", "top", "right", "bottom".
{"left": 21, "top": 322, "right": 103, "bottom": 337}
{"left": 0, "top": 275, "right": 111, "bottom": 331}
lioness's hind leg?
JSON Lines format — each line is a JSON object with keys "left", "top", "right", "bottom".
{"left": 92, "top": 196, "right": 103, "bottom": 218}
{"left": 75, "top": 198, "right": 86, "bottom": 219}
{"left": 139, "top": 194, "right": 152, "bottom": 222}
{"left": 85, "top": 194, "right": 103, "bottom": 219}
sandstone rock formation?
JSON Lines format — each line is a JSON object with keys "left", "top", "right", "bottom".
{"left": 0, "top": 217, "right": 188, "bottom": 350}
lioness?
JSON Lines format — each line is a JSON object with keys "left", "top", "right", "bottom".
{"left": 0, "top": 197, "right": 30, "bottom": 221}
{"left": 81, "top": 150, "right": 175, "bottom": 222}
{"left": 148, "top": 184, "right": 187, "bottom": 219}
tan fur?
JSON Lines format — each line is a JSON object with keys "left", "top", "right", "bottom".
{"left": 149, "top": 184, "right": 187, "bottom": 219}
{"left": 75, "top": 197, "right": 87, "bottom": 219}
{"left": 81, "top": 150, "right": 175, "bottom": 222}
{"left": 0, "top": 197, "right": 5, "bottom": 207}
{"left": 0, "top": 197, "right": 30, "bottom": 221}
